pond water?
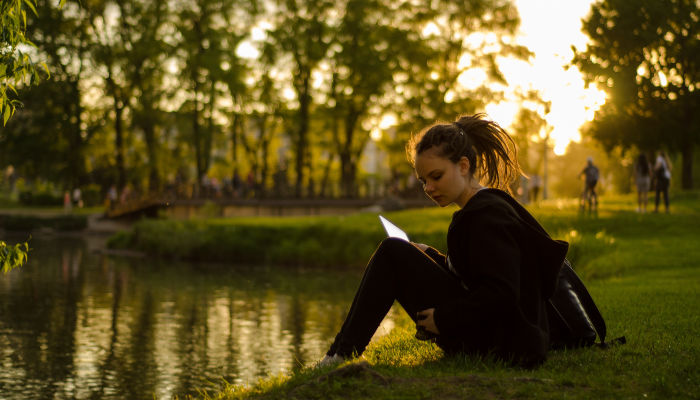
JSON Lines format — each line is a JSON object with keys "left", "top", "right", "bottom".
{"left": 0, "top": 235, "right": 396, "bottom": 399}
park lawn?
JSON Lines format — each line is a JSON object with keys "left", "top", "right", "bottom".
{"left": 187, "top": 191, "right": 700, "bottom": 400}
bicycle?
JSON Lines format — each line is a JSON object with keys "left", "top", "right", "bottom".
{"left": 580, "top": 181, "right": 598, "bottom": 213}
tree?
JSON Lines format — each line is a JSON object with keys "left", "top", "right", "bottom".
{"left": 380, "top": 0, "right": 528, "bottom": 184}
{"left": 573, "top": 0, "right": 700, "bottom": 189}
{"left": 0, "top": 79, "right": 90, "bottom": 184}
{"left": 267, "top": 0, "right": 334, "bottom": 197}
{"left": 110, "top": 0, "right": 171, "bottom": 193}
{"left": 0, "top": 0, "right": 55, "bottom": 270}
{"left": 175, "top": 0, "right": 242, "bottom": 195}
{"left": 24, "top": 0, "right": 96, "bottom": 188}
{"left": 0, "top": 0, "right": 68, "bottom": 271}
{"left": 0, "top": 0, "right": 51, "bottom": 126}
{"left": 86, "top": 0, "right": 130, "bottom": 191}
{"left": 325, "top": 0, "right": 418, "bottom": 197}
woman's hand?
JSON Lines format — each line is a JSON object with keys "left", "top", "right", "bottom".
{"left": 412, "top": 242, "right": 429, "bottom": 252}
{"left": 416, "top": 308, "right": 440, "bottom": 334}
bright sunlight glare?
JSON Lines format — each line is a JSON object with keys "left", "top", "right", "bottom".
{"left": 236, "top": 41, "right": 259, "bottom": 59}
{"left": 488, "top": 0, "right": 607, "bottom": 155}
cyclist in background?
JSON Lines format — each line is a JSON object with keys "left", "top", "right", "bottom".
{"left": 580, "top": 157, "right": 599, "bottom": 211}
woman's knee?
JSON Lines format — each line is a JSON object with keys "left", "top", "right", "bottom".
{"left": 376, "top": 237, "right": 415, "bottom": 257}
{"left": 366, "top": 238, "right": 415, "bottom": 271}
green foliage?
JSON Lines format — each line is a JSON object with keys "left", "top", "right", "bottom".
{"left": 0, "top": 213, "right": 87, "bottom": 231}
{"left": 50, "top": 214, "right": 88, "bottom": 230}
{"left": 18, "top": 190, "right": 62, "bottom": 206}
{"left": 0, "top": 0, "right": 47, "bottom": 126}
{"left": 572, "top": 0, "right": 700, "bottom": 188}
{"left": 111, "top": 215, "right": 388, "bottom": 267}
{"left": 2, "top": 0, "right": 529, "bottom": 197}
{"left": 1, "top": 0, "right": 95, "bottom": 188}
{"left": 0, "top": 238, "right": 29, "bottom": 273}
{"left": 189, "top": 193, "right": 700, "bottom": 400}
{"left": 80, "top": 183, "right": 102, "bottom": 207}
{"left": 0, "top": 70, "right": 88, "bottom": 188}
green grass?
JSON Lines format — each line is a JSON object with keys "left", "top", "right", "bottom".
{"left": 161, "top": 191, "right": 700, "bottom": 399}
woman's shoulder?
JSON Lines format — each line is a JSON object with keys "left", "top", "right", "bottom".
{"left": 467, "top": 188, "right": 517, "bottom": 211}
{"left": 454, "top": 189, "right": 519, "bottom": 225}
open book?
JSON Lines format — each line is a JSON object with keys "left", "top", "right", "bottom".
{"left": 378, "top": 215, "right": 409, "bottom": 241}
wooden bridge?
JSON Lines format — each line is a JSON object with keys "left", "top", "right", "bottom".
{"left": 105, "top": 195, "right": 174, "bottom": 219}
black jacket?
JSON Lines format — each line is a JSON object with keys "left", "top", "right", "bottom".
{"left": 429, "top": 189, "right": 568, "bottom": 365}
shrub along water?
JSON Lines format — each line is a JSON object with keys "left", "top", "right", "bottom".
{"left": 0, "top": 213, "right": 88, "bottom": 231}
{"left": 109, "top": 192, "right": 700, "bottom": 399}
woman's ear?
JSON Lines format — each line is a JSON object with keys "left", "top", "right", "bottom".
{"left": 459, "top": 156, "right": 470, "bottom": 176}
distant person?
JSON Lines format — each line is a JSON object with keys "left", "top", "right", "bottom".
{"left": 580, "top": 157, "right": 599, "bottom": 211}
{"left": 319, "top": 113, "right": 568, "bottom": 369}
{"left": 518, "top": 175, "right": 529, "bottom": 204}
{"left": 63, "top": 191, "right": 72, "bottom": 214}
{"left": 528, "top": 174, "right": 542, "bottom": 203}
{"left": 634, "top": 154, "right": 651, "bottom": 213}
{"left": 72, "top": 187, "right": 83, "bottom": 208}
{"left": 107, "top": 185, "right": 118, "bottom": 210}
{"left": 653, "top": 150, "right": 672, "bottom": 213}
{"left": 232, "top": 170, "right": 242, "bottom": 198}
{"left": 120, "top": 184, "right": 132, "bottom": 204}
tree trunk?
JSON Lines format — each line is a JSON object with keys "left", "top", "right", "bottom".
{"left": 259, "top": 116, "right": 271, "bottom": 198}
{"left": 203, "top": 80, "right": 216, "bottom": 174}
{"left": 193, "top": 90, "right": 203, "bottom": 197}
{"left": 338, "top": 109, "right": 362, "bottom": 198}
{"left": 319, "top": 153, "right": 334, "bottom": 198}
{"left": 231, "top": 112, "right": 240, "bottom": 181}
{"left": 681, "top": 144, "right": 693, "bottom": 190}
{"left": 68, "top": 80, "right": 86, "bottom": 189}
{"left": 143, "top": 121, "right": 159, "bottom": 193}
{"left": 114, "top": 102, "right": 126, "bottom": 190}
{"left": 294, "top": 75, "right": 310, "bottom": 198}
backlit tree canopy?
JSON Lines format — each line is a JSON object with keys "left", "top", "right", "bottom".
{"left": 573, "top": 0, "right": 699, "bottom": 188}
{"left": 1, "top": 0, "right": 528, "bottom": 199}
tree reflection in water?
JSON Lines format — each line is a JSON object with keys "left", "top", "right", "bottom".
{"left": 0, "top": 236, "right": 397, "bottom": 399}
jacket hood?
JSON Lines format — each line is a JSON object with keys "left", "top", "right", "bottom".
{"left": 453, "top": 188, "right": 568, "bottom": 299}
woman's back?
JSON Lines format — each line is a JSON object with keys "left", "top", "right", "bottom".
{"left": 635, "top": 155, "right": 650, "bottom": 178}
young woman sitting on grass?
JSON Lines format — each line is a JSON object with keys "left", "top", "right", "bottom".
{"left": 320, "top": 113, "right": 569, "bottom": 368}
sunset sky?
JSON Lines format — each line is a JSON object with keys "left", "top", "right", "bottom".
{"left": 236, "top": 0, "right": 607, "bottom": 156}
{"left": 487, "top": 0, "right": 606, "bottom": 155}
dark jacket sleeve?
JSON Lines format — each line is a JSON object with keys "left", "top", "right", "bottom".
{"left": 423, "top": 246, "right": 447, "bottom": 269}
{"left": 433, "top": 207, "right": 521, "bottom": 340}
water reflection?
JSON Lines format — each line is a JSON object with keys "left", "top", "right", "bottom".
{"left": 0, "top": 235, "right": 396, "bottom": 399}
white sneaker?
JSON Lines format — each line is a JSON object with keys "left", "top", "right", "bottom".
{"left": 317, "top": 353, "right": 345, "bottom": 367}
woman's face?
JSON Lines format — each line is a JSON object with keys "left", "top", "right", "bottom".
{"left": 414, "top": 146, "right": 471, "bottom": 207}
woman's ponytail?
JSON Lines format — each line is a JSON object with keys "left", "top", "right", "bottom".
{"left": 408, "top": 113, "right": 521, "bottom": 192}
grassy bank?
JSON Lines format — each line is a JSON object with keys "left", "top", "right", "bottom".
{"left": 110, "top": 192, "right": 700, "bottom": 399}
{"left": 109, "top": 192, "right": 698, "bottom": 277}
{"left": 148, "top": 193, "right": 700, "bottom": 399}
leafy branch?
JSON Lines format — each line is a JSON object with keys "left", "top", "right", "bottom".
{"left": 1, "top": 239, "right": 30, "bottom": 274}
{"left": 0, "top": 0, "right": 50, "bottom": 125}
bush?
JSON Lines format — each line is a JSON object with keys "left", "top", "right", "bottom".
{"left": 1, "top": 215, "right": 42, "bottom": 231}
{"left": 18, "top": 190, "right": 63, "bottom": 206}
{"left": 106, "top": 231, "right": 133, "bottom": 249}
{"left": 51, "top": 215, "right": 88, "bottom": 231}
{"left": 110, "top": 217, "right": 385, "bottom": 268}
{"left": 81, "top": 184, "right": 103, "bottom": 207}
{"left": 0, "top": 214, "right": 87, "bottom": 231}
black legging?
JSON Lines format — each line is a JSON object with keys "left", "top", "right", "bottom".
{"left": 655, "top": 176, "right": 670, "bottom": 212}
{"left": 327, "top": 238, "right": 468, "bottom": 358}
